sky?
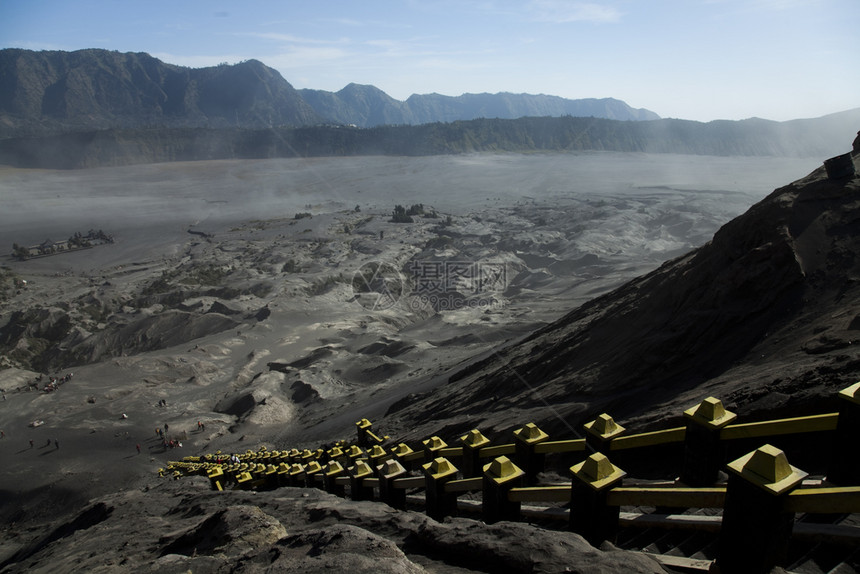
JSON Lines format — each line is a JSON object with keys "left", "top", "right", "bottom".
{"left": 1, "top": 0, "right": 857, "bottom": 122}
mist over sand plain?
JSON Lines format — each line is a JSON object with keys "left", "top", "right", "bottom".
{"left": 0, "top": 151, "right": 823, "bottom": 500}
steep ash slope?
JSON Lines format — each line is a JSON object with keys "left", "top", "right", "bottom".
{"left": 385, "top": 153, "right": 860, "bottom": 440}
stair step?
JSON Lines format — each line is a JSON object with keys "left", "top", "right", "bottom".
{"left": 638, "top": 553, "right": 713, "bottom": 572}
{"left": 826, "top": 548, "right": 859, "bottom": 574}
{"left": 689, "top": 538, "right": 720, "bottom": 561}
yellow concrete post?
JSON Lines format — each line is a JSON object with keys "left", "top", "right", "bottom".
{"left": 323, "top": 460, "right": 346, "bottom": 496}
{"left": 828, "top": 382, "right": 860, "bottom": 485}
{"left": 368, "top": 444, "right": 391, "bottom": 475}
{"left": 356, "top": 418, "right": 373, "bottom": 447}
{"left": 263, "top": 464, "right": 278, "bottom": 489}
{"left": 584, "top": 413, "right": 625, "bottom": 455}
{"left": 235, "top": 471, "right": 254, "bottom": 490}
{"left": 327, "top": 445, "right": 345, "bottom": 466}
{"left": 423, "top": 457, "right": 459, "bottom": 521}
{"left": 423, "top": 436, "right": 448, "bottom": 463}
{"left": 513, "top": 423, "right": 549, "bottom": 485}
{"left": 349, "top": 459, "right": 375, "bottom": 501}
{"left": 569, "top": 452, "right": 626, "bottom": 546}
{"left": 276, "top": 462, "right": 290, "bottom": 487}
{"left": 681, "top": 397, "right": 736, "bottom": 486}
{"left": 345, "top": 444, "right": 364, "bottom": 464}
{"left": 304, "top": 460, "right": 323, "bottom": 489}
{"left": 717, "top": 444, "right": 807, "bottom": 574}
{"left": 461, "top": 429, "right": 491, "bottom": 478}
{"left": 288, "top": 463, "right": 305, "bottom": 487}
{"left": 482, "top": 456, "right": 526, "bottom": 524}
{"left": 378, "top": 458, "right": 408, "bottom": 510}
{"left": 300, "top": 449, "right": 315, "bottom": 465}
{"left": 392, "top": 443, "right": 416, "bottom": 471}
{"left": 207, "top": 466, "right": 225, "bottom": 491}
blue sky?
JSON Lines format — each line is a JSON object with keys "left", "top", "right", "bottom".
{"left": 1, "top": 0, "right": 857, "bottom": 122}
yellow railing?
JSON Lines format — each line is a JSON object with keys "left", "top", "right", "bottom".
{"left": 163, "top": 382, "right": 860, "bottom": 569}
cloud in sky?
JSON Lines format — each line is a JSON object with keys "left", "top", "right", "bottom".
{"left": 527, "top": 0, "right": 623, "bottom": 23}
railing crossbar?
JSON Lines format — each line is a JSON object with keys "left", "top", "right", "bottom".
{"left": 720, "top": 413, "right": 838, "bottom": 441}
{"left": 479, "top": 444, "right": 516, "bottom": 458}
{"left": 508, "top": 485, "right": 570, "bottom": 503}
{"left": 445, "top": 477, "right": 483, "bottom": 493}
{"left": 786, "top": 486, "right": 860, "bottom": 513}
{"left": 608, "top": 487, "right": 726, "bottom": 509}
{"left": 534, "top": 439, "right": 586, "bottom": 454}
{"left": 439, "top": 447, "right": 463, "bottom": 458}
{"left": 609, "top": 427, "right": 686, "bottom": 450}
{"left": 392, "top": 476, "right": 425, "bottom": 489}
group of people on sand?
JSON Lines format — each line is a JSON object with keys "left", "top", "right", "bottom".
{"left": 213, "top": 453, "right": 240, "bottom": 465}
{"left": 2, "top": 435, "right": 60, "bottom": 449}
{"left": 21, "top": 437, "right": 59, "bottom": 449}
{"left": 8, "top": 372, "right": 74, "bottom": 394}
{"left": 156, "top": 423, "right": 182, "bottom": 449}
{"left": 42, "top": 373, "right": 73, "bottom": 393}
{"left": 162, "top": 438, "right": 182, "bottom": 449}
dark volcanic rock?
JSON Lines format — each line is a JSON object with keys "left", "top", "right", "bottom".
{"left": 215, "top": 391, "right": 260, "bottom": 419}
{"left": 159, "top": 505, "right": 286, "bottom": 557}
{"left": 287, "top": 346, "right": 335, "bottom": 370}
{"left": 357, "top": 338, "right": 415, "bottom": 357}
{"left": 206, "top": 301, "right": 240, "bottom": 315}
{"left": 0, "top": 478, "right": 664, "bottom": 574}
{"left": 274, "top": 524, "right": 425, "bottom": 573}
{"left": 290, "top": 380, "right": 320, "bottom": 403}
{"left": 413, "top": 519, "right": 664, "bottom": 574}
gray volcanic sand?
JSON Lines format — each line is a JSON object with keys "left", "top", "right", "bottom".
{"left": 0, "top": 152, "right": 820, "bottom": 528}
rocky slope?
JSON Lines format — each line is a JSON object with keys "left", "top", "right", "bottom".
{"left": 382, "top": 150, "right": 860, "bottom": 443}
{"left": 0, "top": 477, "right": 665, "bottom": 574}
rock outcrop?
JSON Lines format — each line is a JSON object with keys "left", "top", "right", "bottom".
{"left": 0, "top": 478, "right": 666, "bottom": 574}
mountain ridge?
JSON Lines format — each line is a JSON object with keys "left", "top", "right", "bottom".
{"left": 0, "top": 48, "right": 322, "bottom": 137}
{"left": 1, "top": 48, "right": 655, "bottom": 137}
{"left": 1, "top": 48, "right": 857, "bottom": 169}
{"left": 298, "top": 83, "right": 660, "bottom": 127}
{"left": 2, "top": 110, "right": 858, "bottom": 169}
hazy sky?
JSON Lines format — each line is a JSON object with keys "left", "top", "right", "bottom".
{"left": 2, "top": 0, "right": 857, "bottom": 122}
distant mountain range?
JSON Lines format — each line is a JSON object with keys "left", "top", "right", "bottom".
{"left": 0, "top": 48, "right": 657, "bottom": 137}
{"left": 298, "top": 84, "right": 659, "bottom": 127}
{"left": 0, "top": 48, "right": 858, "bottom": 169}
